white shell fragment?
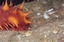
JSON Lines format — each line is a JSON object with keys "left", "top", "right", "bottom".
{"left": 37, "top": 12, "right": 41, "bottom": 16}
{"left": 43, "top": 8, "right": 58, "bottom": 19}
{"left": 43, "top": 13, "right": 49, "bottom": 19}
{"left": 43, "top": 8, "right": 54, "bottom": 19}
{"left": 47, "top": 8, "right": 54, "bottom": 12}
{"left": 17, "top": 35, "right": 22, "bottom": 40}
{"left": 46, "top": 8, "right": 55, "bottom": 15}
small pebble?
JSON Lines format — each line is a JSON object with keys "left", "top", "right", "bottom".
{"left": 43, "top": 13, "right": 49, "bottom": 19}
{"left": 25, "top": 31, "right": 32, "bottom": 36}
{"left": 44, "top": 35, "right": 47, "bottom": 38}
{"left": 53, "top": 30, "right": 58, "bottom": 34}
{"left": 37, "top": 12, "right": 41, "bottom": 16}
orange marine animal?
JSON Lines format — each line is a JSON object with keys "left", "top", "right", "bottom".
{"left": 0, "top": 0, "right": 31, "bottom": 31}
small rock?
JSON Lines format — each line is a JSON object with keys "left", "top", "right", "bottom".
{"left": 25, "top": 31, "right": 32, "bottom": 36}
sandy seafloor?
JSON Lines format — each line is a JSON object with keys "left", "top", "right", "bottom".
{"left": 0, "top": 0, "right": 64, "bottom": 42}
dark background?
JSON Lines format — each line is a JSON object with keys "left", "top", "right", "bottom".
{"left": 0, "top": 0, "right": 34, "bottom": 6}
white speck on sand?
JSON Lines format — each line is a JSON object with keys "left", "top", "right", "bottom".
{"left": 25, "top": 31, "right": 32, "bottom": 37}
{"left": 37, "top": 12, "right": 41, "bottom": 16}
{"left": 17, "top": 35, "right": 21, "bottom": 40}
{"left": 53, "top": 30, "right": 58, "bottom": 34}
{"left": 43, "top": 13, "right": 49, "bottom": 19}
